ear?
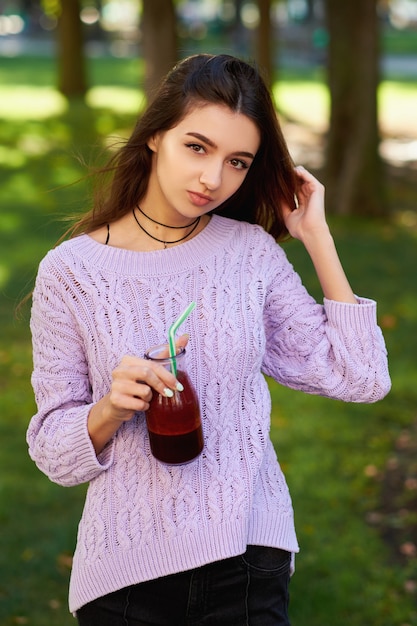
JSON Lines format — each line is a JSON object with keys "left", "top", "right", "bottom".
{"left": 147, "top": 134, "right": 159, "bottom": 152}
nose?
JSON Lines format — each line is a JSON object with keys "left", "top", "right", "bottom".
{"left": 199, "top": 160, "right": 222, "bottom": 191}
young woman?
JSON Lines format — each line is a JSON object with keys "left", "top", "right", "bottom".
{"left": 27, "top": 54, "right": 391, "bottom": 625}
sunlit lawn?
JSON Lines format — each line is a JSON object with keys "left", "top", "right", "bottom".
{"left": 0, "top": 55, "right": 416, "bottom": 625}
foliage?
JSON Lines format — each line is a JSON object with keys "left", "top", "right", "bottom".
{"left": 0, "top": 56, "right": 416, "bottom": 625}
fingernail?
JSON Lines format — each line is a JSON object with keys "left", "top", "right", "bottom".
{"left": 176, "top": 382, "right": 184, "bottom": 392}
{"left": 164, "top": 387, "right": 174, "bottom": 398}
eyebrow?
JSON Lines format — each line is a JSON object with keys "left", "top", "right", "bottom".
{"left": 185, "top": 132, "right": 256, "bottom": 160}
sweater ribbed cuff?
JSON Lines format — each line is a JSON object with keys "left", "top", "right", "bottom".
{"left": 324, "top": 296, "right": 377, "bottom": 331}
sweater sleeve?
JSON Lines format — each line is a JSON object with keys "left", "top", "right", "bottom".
{"left": 261, "top": 246, "right": 391, "bottom": 403}
{"left": 27, "top": 255, "right": 115, "bottom": 487}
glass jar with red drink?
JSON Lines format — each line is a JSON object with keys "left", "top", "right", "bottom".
{"left": 144, "top": 344, "right": 203, "bottom": 464}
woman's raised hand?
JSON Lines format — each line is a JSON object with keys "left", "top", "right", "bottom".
{"left": 283, "top": 166, "right": 330, "bottom": 243}
{"left": 282, "top": 166, "right": 357, "bottom": 305}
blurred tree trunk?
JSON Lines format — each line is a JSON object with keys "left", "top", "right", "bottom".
{"left": 257, "top": 0, "right": 273, "bottom": 86}
{"left": 57, "top": 0, "right": 87, "bottom": 97}
{"left": 142, "top": 0, "right": 178, "bottom": 101}
{"left": 324, "top": 0, "right": 387, "bottom": 216}
{"left": 305, "top": 0, "right": 315, "bottom": 21}
{"left": 229, "top": 0, "right": 247, "bottom": 55}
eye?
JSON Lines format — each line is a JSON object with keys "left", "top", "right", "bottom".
{"left": 229, "top": 158, "right": 249, "bottom": 170}
{"left": 186, "top": 143, "right": 206, "bottom": 154}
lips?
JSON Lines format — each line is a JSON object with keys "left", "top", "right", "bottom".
{"left": 187, "top": 190, "right": 213, "bottom": 207}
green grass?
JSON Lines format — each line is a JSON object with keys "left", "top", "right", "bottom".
{"left": 382, "top": 26, "right": 417, "bottom": 56}
{"left": 1, "top": 55, "right": 416, "bottom": 625}
{"left": 277, "top": 224, "right": 417, "bottom": 625}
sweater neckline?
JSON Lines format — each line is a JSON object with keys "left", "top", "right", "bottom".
{"left": 70, "top": 215, "right": 240, "bottom": 277}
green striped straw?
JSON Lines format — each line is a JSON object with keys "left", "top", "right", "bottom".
{"left": 168, "top": 301, "right": 196, "bottom": 376}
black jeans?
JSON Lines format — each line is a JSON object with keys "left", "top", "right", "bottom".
{"left": 76, "top": 545, "right": 292, "bottom": 626}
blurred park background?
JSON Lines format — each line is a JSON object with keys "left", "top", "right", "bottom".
{"left": 0, "top": 0, "right": 416, "bottom": 624}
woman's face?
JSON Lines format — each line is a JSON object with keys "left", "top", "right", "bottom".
{"left": 145, "top": 103, "right": 260, "bottom": 222}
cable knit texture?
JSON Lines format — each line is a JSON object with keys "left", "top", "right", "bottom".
{"left": 27, "top": 215, "right": 391, "bottom": 613}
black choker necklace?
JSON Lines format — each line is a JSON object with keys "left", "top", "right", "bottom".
{"left": 137, "top": 205, "right": 200, "bottom": 230}
{"left": 132, "top": 207, "right": 200, "bottom": 249}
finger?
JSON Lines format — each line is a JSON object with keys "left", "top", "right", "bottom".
{"left": 114, "top": 360, "right": 177, "bottom": 398}
{"left": 148, "top": 363, "right": 184, "bottom": 396}
{"left": 111, "top": 378, "right": 152, "bottom": 402}
{"left": 118, "top": 353, "right": 187, "bottom": 394}
{"left": 108, "top": 382, "right": 151, "bottom": 415}
{"left": 295, "top": 165, "right": 314, "bottom": 179}
{"left": 281, "top": 201, "right": 294, "bottom": 221}
{"left": 150, "top": 335, "right": 189, "bottom": 358}
{"left": 175, "top": 333, "right": 189, "bottom": 351}
{"left": 134, "top": 363, "right": 179, "bottom": 397}
{"left": 295, "top": 166, "right": 325, "bottom": 193}
{"left": 111, "top": 395, "right": 150, "bottom": 414}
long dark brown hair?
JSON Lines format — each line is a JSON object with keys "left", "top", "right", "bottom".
{"left": 70, "top": 54, "right": 297, "bottom": 241}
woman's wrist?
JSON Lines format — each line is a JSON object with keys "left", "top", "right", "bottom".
{"left": 88, "top": 395, "right": 131, "bottom": 455}
{"left": 299, "top": 224, "right": 333, "bottom": 252}
{"left": 301, "top": 230, "right": 357, "bottom": 304}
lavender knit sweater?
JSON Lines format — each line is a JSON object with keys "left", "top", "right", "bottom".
{"left": 27, "top": 215, "right": 391, "bottom": 613}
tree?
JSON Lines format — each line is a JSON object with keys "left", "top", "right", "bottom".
{"left": 141, "top": 0, "right": 178, "bottom": 101}
{"left": 257, "top": 0, "right": 273, "bottom": 86}
{"left": 57, "top": 0, "right": 87, "bottom": 97}
{"left": 324, "top": 0, "right": 387, "bottom": 216}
